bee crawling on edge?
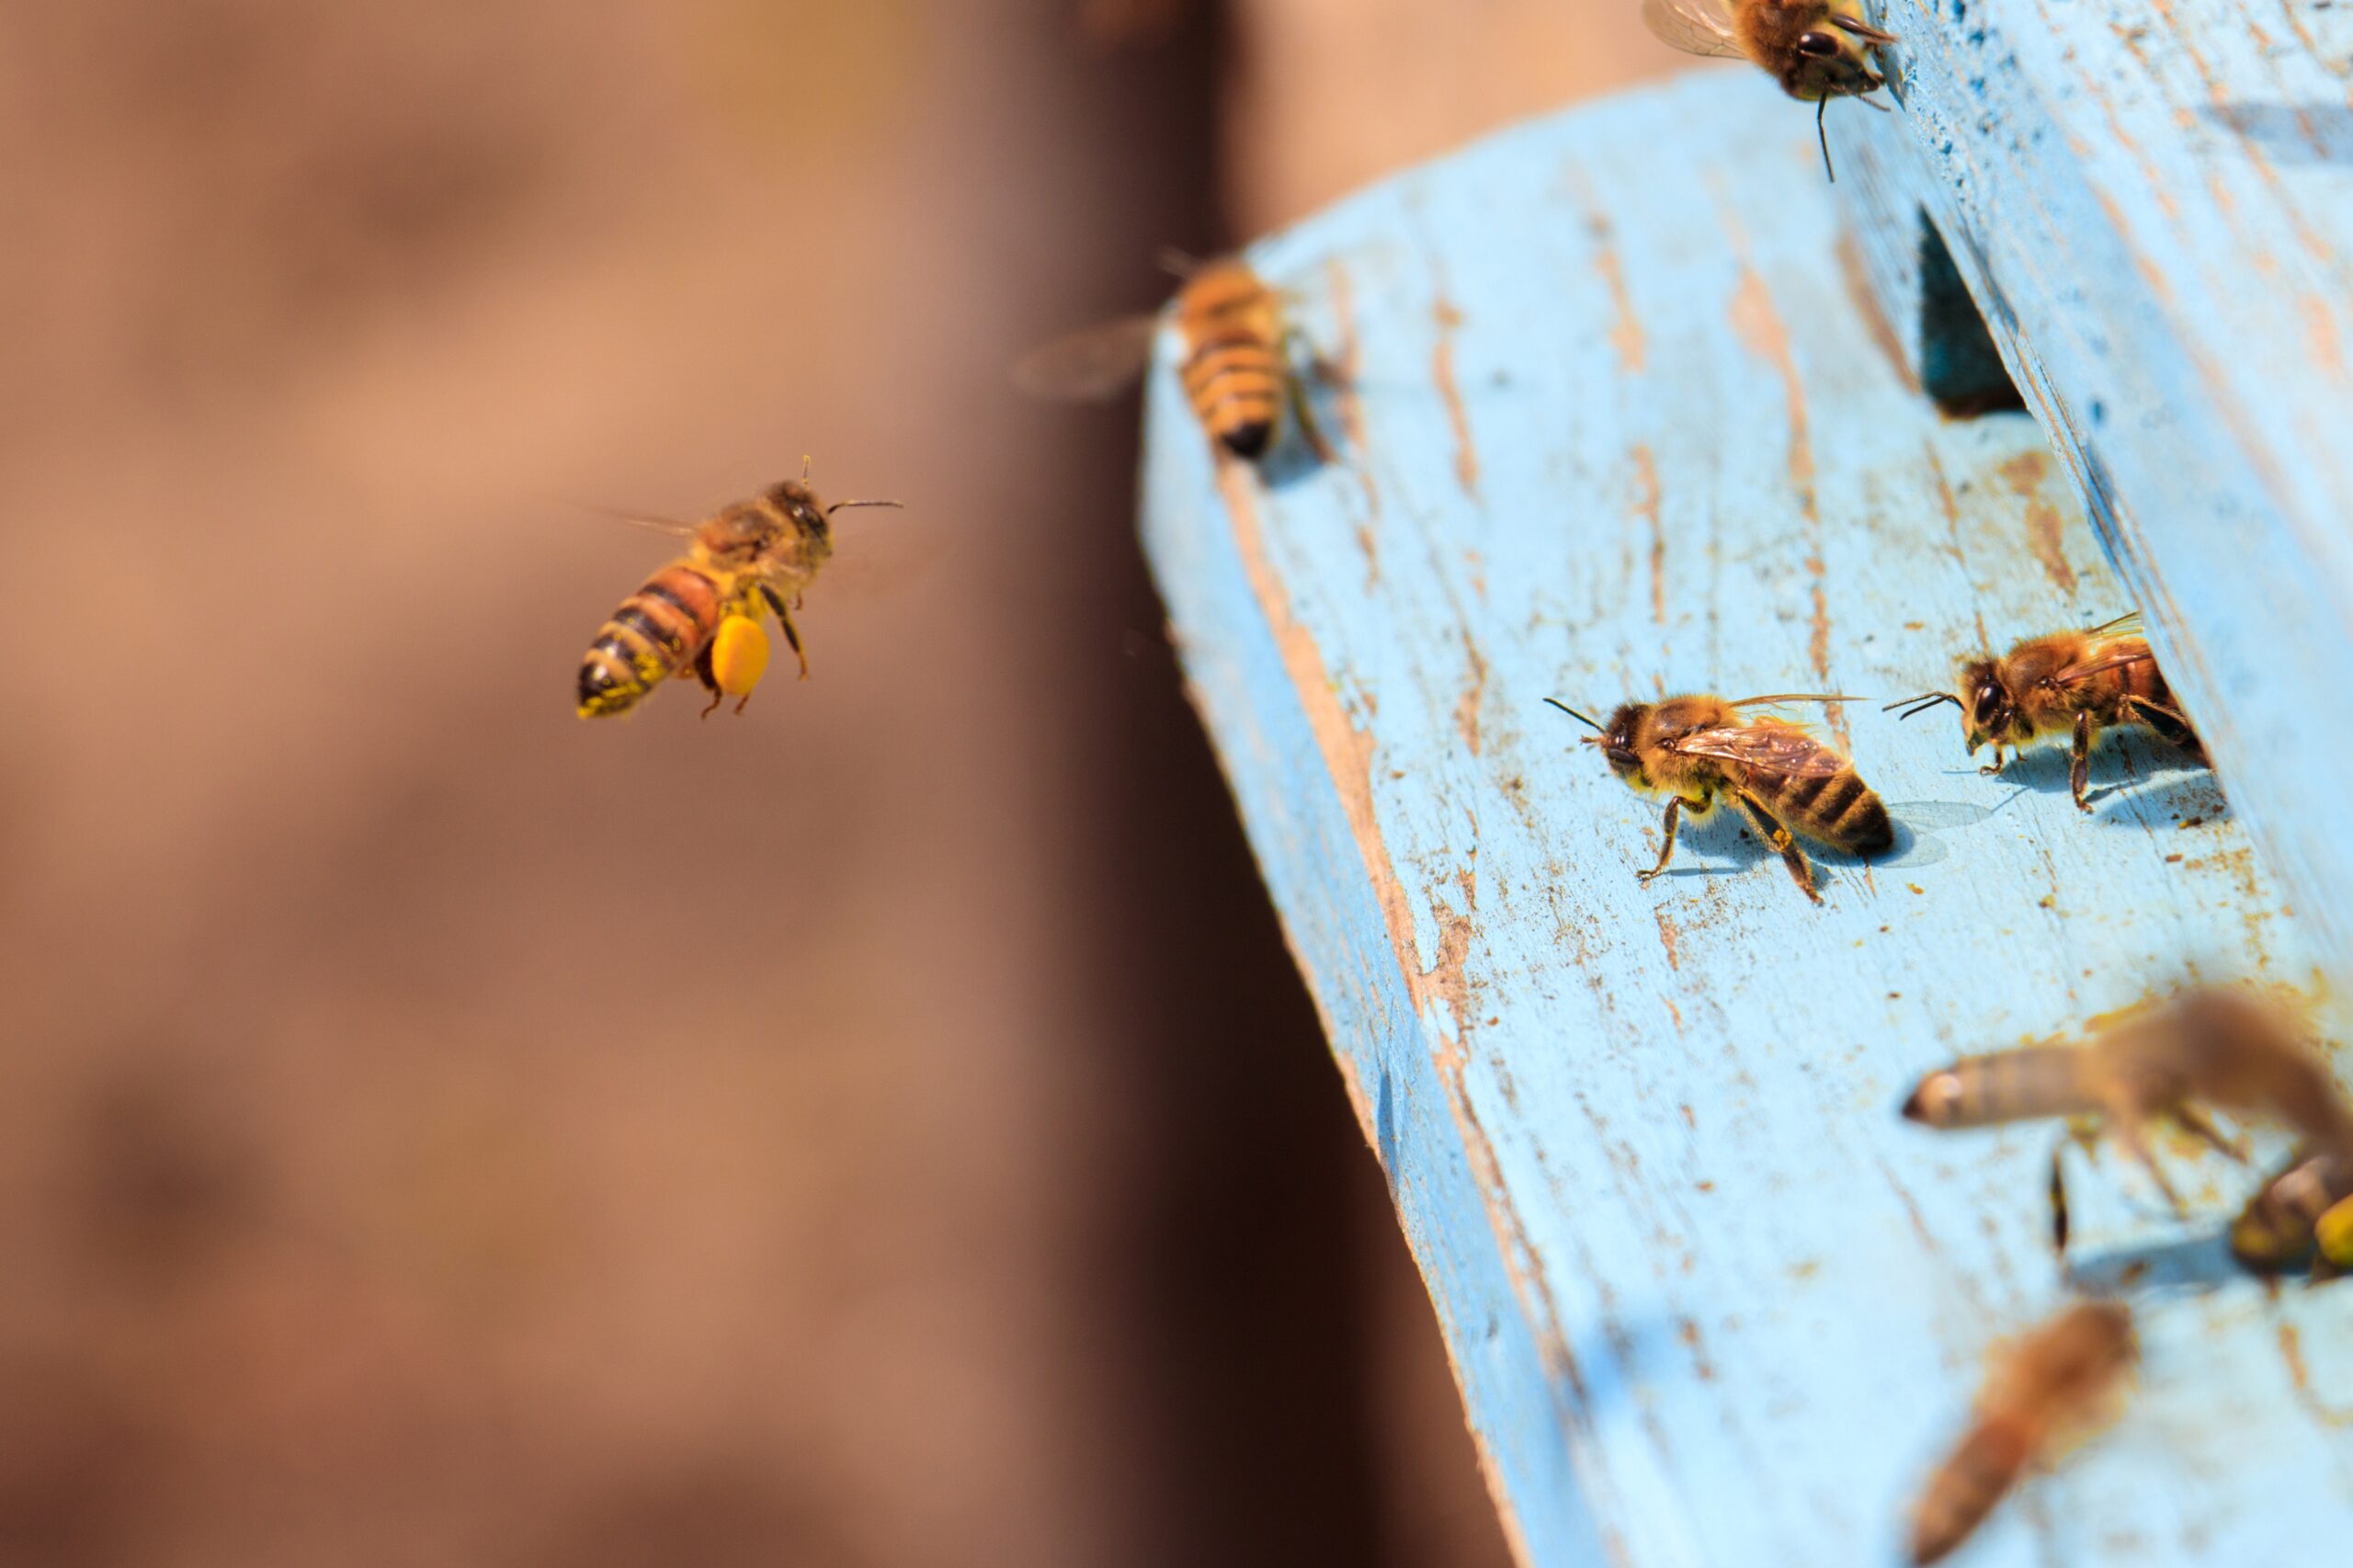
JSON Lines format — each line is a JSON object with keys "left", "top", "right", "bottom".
{"left": 1886, "top": 611, "right": 2205, "bottom": 812}
{"left": 1641, "top": 0, "right": 1896, "bottom": 181}
{"left": 1546, "top": 691, "right": 1892, "bottom": 904}
{"left": 1015, "top": 256, "right": 1336, "bottom": 464}
{"left": 1904, "top": 1300, "right": 2136, "bottom": 1566}
{"left": 1901, "top": 986, "right": 2353, "bottom": 1254}
{"left": 576, "top": 461, "right": 902, "bottom": 721}
{"left": 2231, "top": 1145, "right": 2353, "bottom": 1278}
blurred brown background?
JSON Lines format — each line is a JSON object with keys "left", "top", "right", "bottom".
{"left": 0, "top": 4, "right": 1677, "bottom": 1564}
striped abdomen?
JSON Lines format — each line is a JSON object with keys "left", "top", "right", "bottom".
{"left": 1176, "top": 263, "right": 1284, "bottom": 458}
{"left": 1907, "top": 1416, "right": 2032, "bottom": 1566}
{"left": 1751, "top": 758, "right": 1893, "bottom": 855}
{"left": 2105, "top": 639, "right": 2204, "bottom": 757}
{"left": 577, "top": 561, "right": 726, "bottom": 718}
{"left": 1904, "top": 1046, "right": 2105, "bottom": 1129}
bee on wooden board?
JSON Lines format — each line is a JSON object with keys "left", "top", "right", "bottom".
{"left": 576, "top": 464, "right": 901, "bottom": 721}
{"left": 1901, "top": 987, "right": 2353, "bottom": 1252}
{"left": 1546, "top": 693, "right": 1892, "bottom": 904}
{"left": 1015, "top": 256, "right": 1333, "bottom": 463}
{"left": 1887, "top": 612, "right": 2205, "bottom": 812}
{"left": 1641, "top": 0, "right": 1897, "bottom": 180}
{"left": 2230, "top": 1145, "right": 2353, "bottom": 1278}
{"left": 1904, "top": 1300, "right": 2136, "bottom": 1567}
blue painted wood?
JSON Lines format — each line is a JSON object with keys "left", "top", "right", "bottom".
{"left": 1827, "top": 0, "right": 2353, "bottom": 982}
{"left": 1140, "top": 69, "right": 2353, "bottom": 1568}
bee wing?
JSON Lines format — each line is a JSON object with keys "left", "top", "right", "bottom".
{"left": 1666, "top": 725, "right": 1850, "bottom": 778}
{"left": 1011, "top": 315, "right": 1161, "bottom": 403}
{"left": 2082, "top": 608, "right": 2145, "bottom": 638}
{"left": 2052, "top": 647, "right": 2155, "bottom": 687}
{"left": 1641, "top": 0, "right": 1747, "bottom": 60}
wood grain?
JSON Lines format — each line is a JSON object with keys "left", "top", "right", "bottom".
{"left": 1143, "top": 68, "right": 2353, "bottom": 1568}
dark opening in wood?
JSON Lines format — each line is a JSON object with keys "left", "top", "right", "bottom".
{"left": 1917, "top": 208, "right": 2023, "bottom": 415}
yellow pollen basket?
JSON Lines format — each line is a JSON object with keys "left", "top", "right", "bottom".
{"left": 2317, "top": 1194, "right": 2353, "bottom": 1269}
{"left": 710, "top": 613, "right": 771, "bottom": 699}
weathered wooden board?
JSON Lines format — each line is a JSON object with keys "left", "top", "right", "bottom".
{"left": 1831, "top": 0, "right": 2353, "bottom": 982}
{"left": 1141, "top": 69, "right": 2353, "bottom": 1568}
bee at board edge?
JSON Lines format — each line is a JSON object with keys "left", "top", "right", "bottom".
{"left": 1642, "top": 0, "right": 1897, "bottom": 181}
{"left": 1014, "top": 254, "right": 1338, "bottom": 466}
{"left": 575, "top": 460, "right": 902, "bottom": 722}
{"left": 1886, "top": 610, "right": 2206, "bottom": 813}
{"left": 2231, "top": 1144, "right": 2353, "bottom": 1278}
{"left": 1546, "top": 691, "right": 1891, "bottom": 904}
{"left": 1904, "top": 1299, "right": 2135, "bottom": 1566}
{"left": 1900, "top": 985, "right": 2353, "bottom": 1255}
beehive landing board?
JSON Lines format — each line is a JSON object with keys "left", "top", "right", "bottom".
{"left": 1140, "top": 69, "right": 2353, "bottom": 1568}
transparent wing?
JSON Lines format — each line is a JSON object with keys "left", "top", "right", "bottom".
{"left": 2082, "top": 609, "right": 2144, "bottom": 638}
{"left": 1666, "top": 724, "right": 1850, "bottom": 778}
{"left": 1641, "top": 0, "right": 1746, "bottom": 60}
{"left": 2052, "top": 647, "right": 2155, "bottom": 687}
{"left": 1011, "top": 316, "right": 1159, "bottom": 403}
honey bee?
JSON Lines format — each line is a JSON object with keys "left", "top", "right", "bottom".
{"left": 1015, "top": 257, "right": 1329, "bottom": 461}
{"left": 1887, "top": 612, "right": 2205, "bottom": 812}
{"left": 1641, "top": 0, "right": 1897, "bottom": 180}
{"left": 1546, "top": 693, "right": 1892, "bottom": 903}
{"left": 2231, "top": 1146, "right": 2353, "bottom": 1278}
{"left": 575, "top": 466, "right": 901, "bottom": 721}
{"left": 1902, "top": 987, "right": 2353, "bottom": 1251}
{"left": 1905, "top": 1300, "right": 2136, "bottom": 1566}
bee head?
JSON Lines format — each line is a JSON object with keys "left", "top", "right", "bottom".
{"left": 761, "top": 480, "right": 833, "bottom": 543}
{"left": 1960, "top": 657, "right": 2015, "bottom": 752}
{"left": 2231, "top": 1166, "right": 2324, "bottom": 1270}
{"left": 1545, "top": 698, "right": 1649, "bottom": 787}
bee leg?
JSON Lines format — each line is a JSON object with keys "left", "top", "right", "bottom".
{"left": 2070, "top": 710, "right": 2095, "bottom": 811}
{"left": 2169, "top": 1101, "right": 2246, "bottom": 1163}
{"left": 2050, "top": 1135, "right": 2073, "bottom": 1255}
{"left": 1978, "top": 746, "right": 2006, "bottom": 777}
{"left": 2124, "top": 696, "right": 2204, "bottom": 762}
{"left": 1733, "top": 790, "right": 1820, "bottom": 904}
{"left": 2112, "top": 1117, "right": 2187, "bottom": 1217}
{"left": 1635, "top": 796, "right": 1688, "bottom": 885}
{"left": 694, "top": 642, "right": 723, "bottom": 721}
{"left": 759, "top": 585, "right": 811, "bottom": 678}
{"left": 1272, "top": 329, "right": 1337, "bottom": 464}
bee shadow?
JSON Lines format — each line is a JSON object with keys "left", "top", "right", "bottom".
{"left": 1651, "top": 811, "right": 1778, "bottom": 879}
{"left": 1974, "top": 736, "right": 2215, "bottom": 824}
{"left": 2062, "top": 1226, "right": 2246, "bottom": 1298}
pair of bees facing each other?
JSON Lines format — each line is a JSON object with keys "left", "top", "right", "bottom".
{"left": 1901, "top": 987, "right": 2353, "bottom": 1271}
{"left": 1643, "top": 0, "right": 1897, "bottom": 180}
{"left": 1550, "top": 612, "right": 2203, "bottom": 904}
{"left": 575, "top": 465, "right": 901, "bottom": 722}
{"left": 1017, "top": 257, "right": 1332, "bottom": 465}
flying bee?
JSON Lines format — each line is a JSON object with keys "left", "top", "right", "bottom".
{"left": 1902, "top": 987, "right": 2353, "bottom": 1252}
{"left": 1641, "top": 0, "right": 1897, "bottom": 180}
{"left": 575, "top": 464, "right": 901, "bottom": 721}
{"left": 1904, "top": 1300, "right": 2135, "bottom": 1567}
{"left": 1546, "top": 692, "right": 1892, "bottom": 903}
{"left": 1887, "top": 611, "right": 2205, "bottom": 812}
{"left": 2232, "top": 1146, "right": 2353, "bottom": 1278}
{"left": 1015, "top": 256, "right": 1332, "bottom": 462}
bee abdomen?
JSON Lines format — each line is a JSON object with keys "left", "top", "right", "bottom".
{"left": 1766, "top": 767, "right": 1894, "bottom": 855}
{"left": 1181, "top": 331, "right": 1282, "bottom": 457}
{"left": 1908, "top": 1420, "right": 2031, "bottom": 1566}
{"left": 577, "top": 564, "right": 725, "bottom": 718}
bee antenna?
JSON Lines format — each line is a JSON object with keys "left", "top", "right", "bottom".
{"left": 825, "top": 498, "right": 905, "bottom": 516}
{"left": 1544, "top": 697, "right": 1603, "bottom": 733}
{"left": 1884, "top": 692, "right": 1961, "bottom": 721}
{"left": 1817, "top": 97, "right": 1836, "bottom": 184}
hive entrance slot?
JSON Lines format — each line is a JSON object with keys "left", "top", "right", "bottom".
{"left": 1917, "top": 208, "right": 2022, "bottom": 415}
